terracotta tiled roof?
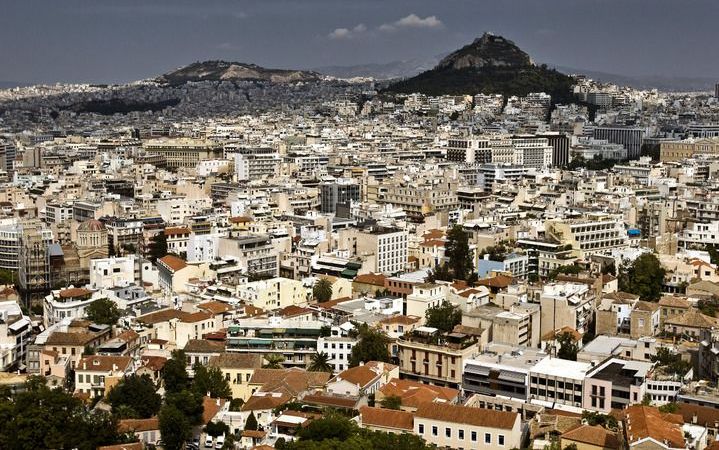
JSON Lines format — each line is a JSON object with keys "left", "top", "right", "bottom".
{"left": 139, "top": 356, "right": 167, "bottom": 371}
{"left": 229, "top": 216, "right": 252, "bottom": 223}
{"left": 562, "top": 425, "right": 621, "bottom": 449}
{"left": 158, "top": 254, "right": 188, "bottom": 272}
{"left": 379, "top": 315, "right": 421, "bottom": 325}
{"left": 634, "top": 300, "right": 659, "bottom": 312}
{"left": 333, "top": 365, "right": 380, "bottom": 389}
{"left": 184, "top": 339, "right": 225, "bottom": 354}
{"left": 115, "top": 329, "right": 139, "bottom": 343}
{"left": 198, "top": 301, "right": 233, "bottom": 314}
{"left": 415, "top": 403, "right": 518, "bottom": 429}
{"left": 209, "top": 352, "right": 263, "bottom": 370}
{"left": 241, "top": 393, "right": 292, "bottom": 411}
{"left": 97, "top": 443, "right": 143, "bottom": 450}
{"left": 164, "top": 226, "right": 191, "bottom": 236}
{"left": 360, "top": 406, "right": 414, "bottom": 431}
{"left": 278, "top": 305, "right": 313, "bottom": 318}
{"left": 78, "top": 355, "right": 132, "bottom": 372}
{"left": 476, "top": 274, "right": 513, "bottom": 289}
{"left": 249, "top": 368, "right": 330, "bottom": 396}
{"left": 302, "top": 393, "right": 359, "bottom": 409}
{"left": 137, "top": 308, "right": 186, "bottom": 324}
{"left": 664, "top": 309, "right": 719, "bottom": 328}
{"left": 118, "top": 417, "right": 160, "bottom": 433}
{"left": 353, "top": 273, "right": 387, "bottom": 286}
{"left": 202, "top": 396, "right": 226, "bottom": 424}
{"left": 676, "top": 402, "right": 719, "bottom": 427}
{"left": 241, "top": 430, "right": 267, "bottom": 438}
{"left": 58, "top": 287, "right": 92, "bottom": 298}
{"left": 45, "top": 331, "right": 100, "bottom": 346}
{"left": 181, "top": 311, "right": 213, "bottom": 323}
{"left": 624, "top": 405, "right": 684, "bottom": 448}
{"left": 379, "top": 378, "right": 458, "bottom": 408}
{"left": 658, "top": 296, "right": 691, "bottom": 308}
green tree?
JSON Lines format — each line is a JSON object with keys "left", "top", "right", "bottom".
{"left": 107, "top": 374, "right": 161, "bottom": 419}
{"left": 163, "top": 350, "right": 190, "bottom": 393}
{"left": 380, "top": 395, "right": 402, "bottom": 410}
{"left": 445, "top": 225, "right": 475, "bottom": 281}
{"left": 425, "top": 263, "right": 451, "bottom": 283}
{"left": 0, "top": 376, "right": 128, "bottom": 450}
{"left": 425, "top": 300, "right": 462, "bottom": 333}
{"left": 582, "top": 411, "right": 618, "bottom": 429}
{"left": 245, "top": 411, "right": 259, "bottom": 431}
{"left": 556, "top": 332, "right": 578, "bottom": 361}
{"left": 313, "top": 278, "right": 333, "bottom": 303}
{"left": 0, "top": 269, "right": 16, "bottom": 285}
{"left": 205, "top": 420, "right": 230, "bottom": 437}
{"left": 308, "top": 352, "right": 332, "bottom": 373}
{"left": 263, "top": 354, "right": 285, "bottom": 369}
{"left": 659, "top": 402, "right": 679, "bottom": 413}
{"left": 349, "top": 324, "right": 390, "bottom": 367}
{"left": 165, "top": 389, "right": 204, "bottom": 425}
{"left": 148, "top": 231, "right": 168, "bottom": 262}
{"left": 618, "top": 253, "right": 666, "bottom": 301}
{"left": 192, "top": 364, "right": 231, "bottom": 399}
{"left": 85, "top": 298, "right": 121, "bottom": 325}
{"left": 650, "top": 347, "right": 692, "bottom": 377}
{"left": 159, "top": 404, "right": 191, "bottom": 450}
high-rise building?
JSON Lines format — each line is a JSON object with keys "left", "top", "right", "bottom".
{"left": 536, "top": 132, "right": 570, "bottom": 167}
{"left": 320, "top": 179, "right": 361, "bottom": 214}
{"left": 593, "top": 126, "right": 644, "bottom": 159}
{"left": 0, "top": 140, "right": 16, "bottom": 174}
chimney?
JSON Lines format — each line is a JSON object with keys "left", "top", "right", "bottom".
{"left": 112, "top": 364, "right": 118, "bottom": 372}
{"left": 692, "top": 413, "right": 698, "bottom": 424}
{"left": 82, "top": 361, "right": 87, "bottom": 370}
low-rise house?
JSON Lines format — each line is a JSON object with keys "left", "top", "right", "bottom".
{"left": 560, "top": 424, "right": 622, "bottom": 450}
{"left": 0, "top": 299, "right": 31, "bottom": 371}
{"left": 658, "top": 296, "right": 691, "bottom": 325}
{"left": 208, "top": 352, "right": 264, "bottom": 401}
{"left": 623, "top": 405, "right": 686, "bottom": 450}
{"left": 74, "top": 354, "right": 133, "bottom": 397}
{"left": 414, "top": 402, "right": 522, "bottom": 450}
{"left": 664, "top": 309, "right": 719, "bottom": 339}
{"left": 326, "top": 361, "right": 398, "bottom": 397}
{"left": 358, "top": 406, "right": 414, "bottom": 434}
{"left": 118, "top": 418, "right": 160, "bottom": 446}
{"left": 376, "top": 378, "right": 459, "bottom": 412}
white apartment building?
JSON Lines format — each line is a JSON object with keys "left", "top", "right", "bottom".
{"left": 235, "top": 277, "right": 311, "bottom": 310}
{"left": 529, "top": 357, "right": 592, "bottom": 409}
{"left": 406, "top": 283, "right": 446, "bottom": 321}
{"left": 155, "top": 197, "right": 212, "bottom": 226}
{"left": 545, "top": 214, "right": 628, "bottom": 256}
{"left": 341, "top": 228, "right": 408, "bottom": 275}
{"left": 187, "top": 232, "right": 221, "bottom": 263}
{"left": 0, "top": 300, "right": 31, "bottom": 371}
{"left": 90, "top": 256, "right": 136, "bottom": 289}
{"left": 234, "top": 151, "right": 280, "bottom": 181}
{"left": 317, "top": 334, "right": 358, "bottom": 374}
{"left": 678, "top": 221, "right": 719, "bottom": 249}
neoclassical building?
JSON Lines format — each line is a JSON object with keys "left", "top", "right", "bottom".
{"left": 76, "top": 219, "right": 109, "bottom": 270}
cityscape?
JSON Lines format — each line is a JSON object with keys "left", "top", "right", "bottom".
{"left": 3, "top": 2, "right": 719, "bottom": 450}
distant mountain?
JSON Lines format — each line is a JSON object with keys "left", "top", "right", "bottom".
{"left": 156, "top": 60, "right": 321, "bottom": 85}
{"left": 551, "top": 65, "right": 715, "bottom": 92}
{"left": 314, "top": 54, "right": 445, "bottom": 80}
{"left": 386, "top": 33, "right": 575, "bottom": 104}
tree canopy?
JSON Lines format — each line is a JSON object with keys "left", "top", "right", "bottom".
{"left": 192, "top": 364, "right": 231, "bottom": 399}
{"left": 308, "top": 352, "right": 333, "bottom": 373}
{"left": 0, "top": 376, "right": 133, "bottom": 450}
{"left": 445, "top": 225, "right": 475, "bottom": 281}
{"left": 313, "top": 278, "right": 333, "bottom": 303}
{"left": 106, "top": 374, "right": 161, "bottom": 419}
{"left": 425, "top": 300, "right": 462, "bottom": 333}
{"left": 348, "top": 324, "right": 390, "bottom": 367}
{"left": 650, "top": 347, "right": 692, "bottom": 377}
{"left": 85, "top": 298, "right": 121, "bottom": 326}
{"left": 163, "top": 349, "right": 190, "bottom": 393}
{"left": 148, "top": 231, "right": 168, "bottom": 262}
{"left": 556, "top": 331, "right": 579, "bottom": 361}
{"left": 159, "top": 404, "right": 191, "bottom": 450}
{"left": 380, "top": 395, "right": 402, "bottom": 410}
{"left": 618, "top": 253, "right": 666, "bottom": 301}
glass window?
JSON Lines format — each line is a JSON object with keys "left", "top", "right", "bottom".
{"left": 432, "top": 426, "right": 437, "bottom": 436}
{"left": 499, "top": 435, "right": 505, "bottom": 446}
{"left": 471, "top": 432, "right": 477, "bottom": 442}
{"left": 485, "top": 433, "right": 491, "bottom": 444}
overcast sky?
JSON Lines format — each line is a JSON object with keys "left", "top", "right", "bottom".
{"left": 2, "top": 0, "right": 717, "bottom": 84}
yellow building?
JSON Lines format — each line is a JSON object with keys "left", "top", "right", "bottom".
{"left": 208, "top": 353, "right": 264, "bottom": 401}
{"left": 236, "top": 277, "right": 311, "bottom": 311}
{"left": 660, "top": 138, "right": 719, "bottom": 162}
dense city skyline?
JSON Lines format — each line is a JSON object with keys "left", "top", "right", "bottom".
{"left": 2, "top": 0, "right": 719, "bottom": 84}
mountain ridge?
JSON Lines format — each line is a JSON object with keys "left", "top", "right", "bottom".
{"left": 156, "top": 60, "right": 321, "bottom": 85}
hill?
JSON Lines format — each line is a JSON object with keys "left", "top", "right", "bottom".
{"left": 156, "top": 60, "right": 321, "bottom": 85}
{"left": 386, "top": 33, "right": 575, "bottom": 104}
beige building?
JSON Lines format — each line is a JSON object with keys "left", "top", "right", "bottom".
{"left": 143, "top": 138, "right": 222, "bottom": 169}
{"left": 539, "top": 282, "right": 595, "bottom": 337}
{"left": 414, "top": 402, "right": 522, "bottom": 450}
{"left": 208, "top": 352, "right": 264, "bottom": 401}
{"left": 660, "top": 138, "right": 719, "bottom": 162}
{"left": 545, "top": 214, "right": 628, "bottom": 256}
{"left": 397, "top": 327, "right": 481, "bottom": 389}
{"left": 561, "top": 424, "right": 622, "bottom": 450}
{"left": 235, "top": 277, "right": 311, "bottom": 311}
{"left": 337, "top": 227, "right": 408, "bottom": 275}
{"left": 74, "top": 354, "right": 132, "bottom": 397}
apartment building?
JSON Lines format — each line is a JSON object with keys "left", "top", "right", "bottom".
{"left": 317, "top": 333, "right": 358, "bottom": 374}
{"left": 545, "top": 215, "right": 628, "bottom": 256}
{"left": 539, "top": 282, "right": 595, "bottom": 337}
{"left": 218, "top": 234, "right": 279, "bottom": 278}
{"left": 143, "top": 138, "right": 222, "bottom": 169}
{"left": 397, "top": 327, "right": 481, "bottom": 389}
{"left": 528, "top": 357, "right": 592, "bottom": 409}
{"left": 338, "top": 227, "right": 408, "bottom": 276}
{"left": 583, "top": 358, "right": 652, "bottom": 412}
{"left": 74, "top": 355, "right": 133, "bottom": 397}
{"left": 235, "top": 277, "right": 311, "bottom": 310}
{"left": 0, "top": 300, "right": 31, "bottom": 371}
{"left": 463, "top": 345, "right": 548, "bottom": 401}
{"left": 89, "top": 256, "right": 137, "bottom": 289}
{"left": 208, "top": 352, "right": 264, "bottom": 401}
{"left": 414, "top": 403, "right": 522, "bottom": 450}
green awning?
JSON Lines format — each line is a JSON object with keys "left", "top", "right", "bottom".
{"left": 341, "top": 268, "right": 357, "bottom": 278}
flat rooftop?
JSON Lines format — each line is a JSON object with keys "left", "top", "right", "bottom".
{"left": 530, "top": 356, "right": 592, "bottom": 380}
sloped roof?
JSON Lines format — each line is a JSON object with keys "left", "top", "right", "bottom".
{"left": 241, "top": 392, "right": 292, "bottom": 411}
{"left": 184, "top": 339, "right": 225, "bottom": 354}
{"left": 624, "top": 405, "right": 684, "bottom": 449}
{"left": 379, "top": 378, "right": 458, "bottom": 408}
{"left": 415, "top": 402, "right": 517, "bottom": 429}
{"left": 78, "top": 355, "right": 132, "bottom": 372}
{"left": 360, "top": 406, "right": 414, "bottom": 430}
{"left": 562, "top": 425, "right": 621, "bottom": 449}
{"left": 209, "top": 352, "right": 263, "bottom": 370}
{"left": 353, "top": 273, "right": 387, "bottom": 286}
{"left": 118, "top": 417, "right": 160, "bottom": 433}
{"left": 158, "top": 254, "right": 188, "bottom": 272}
{"left": 664, "top": 309, "right": 718, "bottom": 328}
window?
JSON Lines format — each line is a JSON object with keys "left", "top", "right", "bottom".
{"left": 471, "top": 432, "right": 477, "bottom": 442}
{"left": 418, "top": 424, "right": 424, "bottom": 434}
{"left": 485, "top": 433, "right": 491, "bottom": 444}
{"left": 499, "top": 435, "right": 505, "bottom": 446}
{"left": 459, "top": 430, "right": 464, "bottom": 440}
{"left": 432, "top": 426, "right": 438, "bottom": 436}
{"left": 446, "top": 428, "right": 451, "bottom": 438}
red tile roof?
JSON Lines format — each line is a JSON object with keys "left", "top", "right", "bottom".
{"left": 415, "top": 403, "right": 518, "bottom": 429}
{"left": 360, "top": 406, "right": 414, "bottom": 431}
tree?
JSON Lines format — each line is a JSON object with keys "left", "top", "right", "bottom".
{"left": 349, "top": 324, "right": 390, "bottom": 367}
{"left": 0, "top": 376, "right": 129, "bottom": 450}
{"left": 308, "top": 352, "right": 332, "bottom": 373}
{"left": 107, "top": 374, "right": 161, "bottom": 419}
{"left": 425, "top": 300, "right": 462, "bottom": 333}
{"left": 263, "top": 354, "right": 285, "bottom": 369}
{"left": 445, "top": 225, "right": 475, "bottom": 281}
{"left": 148, "top": 231, "right": 168, "bottom": 262}
{"left": 205, "top": 420, "right": 230, "bottom": 437}
{"left": 192, "top": 364, "right": 231, "bottom": 399}
{"left": 618, "top": 253, "right": 666, "bottom": 301}
{"left": 425, "top": 263, "right": 451, "bottom": 283}
{"left": 0, "top": 268, "right": 15, "bottom": 285}
{"left": 244, "top": 411, "right": 259, "bottom": 431}
{"left": 582, "top": 411, "right": 618, "bottom": 429}
{"left": 159, "top": 405, "right": 191, "bottom": 450}
{"left": 85, "top": 298, "right": 121, "bottom": 326}
{"left": 556, "top": 332, "right": 578, "bottom": 361}
{"left": 163, "top": 350, "right": 189, "bottom": 393}
{"left": 313, "top": 278, "right": 333, "bottom": 303}
{"left": 650, "top": 347, "right": 692, "bottom": 377}
{"left": 165, "top": 389, "right": 204, "bottom": 425}
{"left": 380, "top": 395, "right": 402, "bottom": 410}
